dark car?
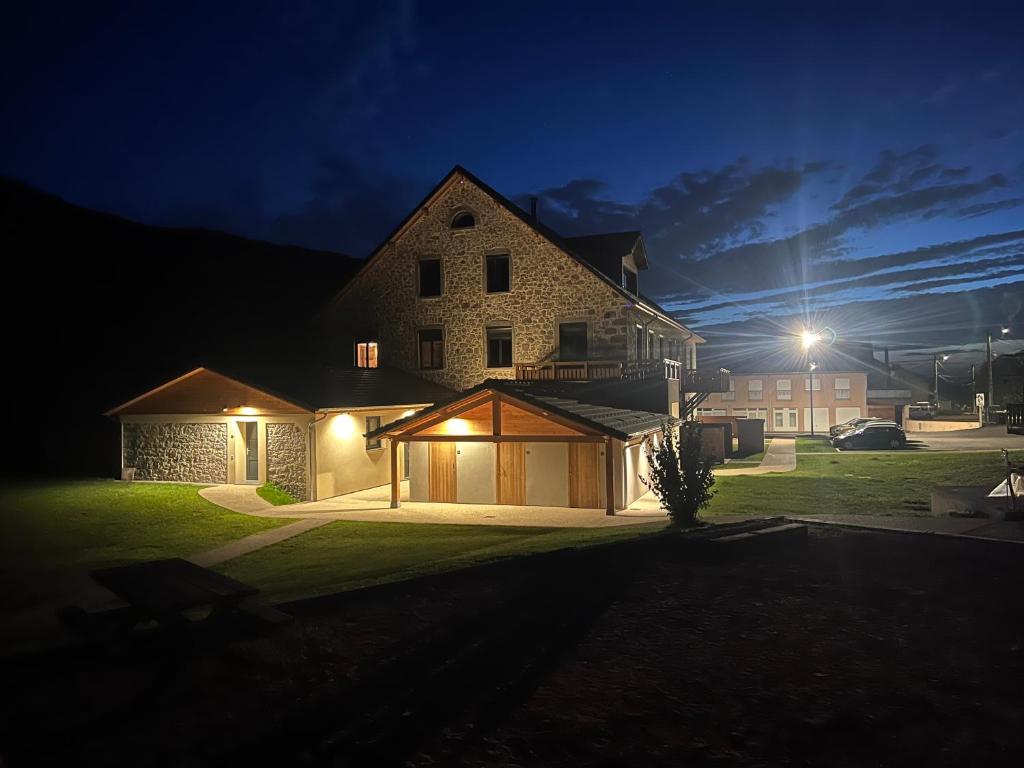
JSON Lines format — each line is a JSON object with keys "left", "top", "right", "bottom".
{"left": 829, "top": 417, "right": 882, "bottom": 437}
{"left": 831, "top": 422, "right": 907, "bottom": 450}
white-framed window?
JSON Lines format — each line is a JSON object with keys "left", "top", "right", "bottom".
{"left": 773, "top": 408, "right": 798, "bottom": 429}
{"left": 776, "top": 379, "right": 792, "bottom": 400}
{"left": 733, "top": 408, "right": 767, "bottom": 420}
{"left": 696, "top": 408, "right": 727, "bottom": 417}
{"left": 355, "top": 341, "right": 378, "bottom": 368}
{"left": 834, "top": 377, "right": 851, "bottom": 400}
{"left": 365, "top": 415, "right": 382, "bottom": 450}
{"left": 748, "top": 379, "right": 763, "bottom": 401}
{"left": 804, "top": 377, "right": 822, "bottom": 391}
{"left": 722, "top": 379, "right": 736, "bottom": 400}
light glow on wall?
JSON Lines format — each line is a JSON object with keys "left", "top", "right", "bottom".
{"left": 401, "top": 409, "right": 417, "bottom": 419}
{"left": 331, "top": 412, "right": 356, "bottom": 438}
{"left": 239, "top": 407, "right": 257, "bottom": 416}
{"left": 443, "top": 417, "right": 471, "bottom": 436}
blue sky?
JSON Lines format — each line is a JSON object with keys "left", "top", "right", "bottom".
{"left": 3, "top": 1, "right": 1022, "bottom": 375}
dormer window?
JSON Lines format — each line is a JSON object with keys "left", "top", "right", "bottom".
{"left": 355, "top": 341, "right": 378, "bottom": 368}
{"left": 622, "top": 266, "right": 638, "bottom": 294}
{"left": 451, "top": 210, "right": 476, "bottom": 230}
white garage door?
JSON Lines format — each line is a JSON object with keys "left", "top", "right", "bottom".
{"left": 835, "top": 407, "right": 862, "bottom": 424}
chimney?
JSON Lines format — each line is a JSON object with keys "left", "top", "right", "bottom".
{"left": 529, "top": 195, "right": 538, "bottom": 221}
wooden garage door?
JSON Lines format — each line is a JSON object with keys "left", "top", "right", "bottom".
{"left": 428, "top": 442, "right": 457, "bottom": 503}
{"left": 497, "top": 442, "right": 525, "bottom": 505}
{"left": 568, "top": 443, "right": 603, "bottom": 509}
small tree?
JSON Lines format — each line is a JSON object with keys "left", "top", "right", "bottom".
{"left": 642, "top": 421, "right": 715, "bottom": 527}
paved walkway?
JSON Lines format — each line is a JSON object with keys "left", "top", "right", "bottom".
{"left": 189, "top": 518, "right": 331, "bottom": 567}
{"left": 717, "top": 437, "right": 797, "bottom": 476}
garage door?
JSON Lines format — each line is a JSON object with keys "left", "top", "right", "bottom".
{"left": 568, "top": 443, "right": 604, "bottom": 509}
{"left": 497, "top": 442, "right": 525, "bottom": 505}
{"left": 835, "top": 407, "right": 862, "bottom": 424}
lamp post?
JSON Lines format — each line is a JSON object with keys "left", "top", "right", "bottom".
{"left": 987, "top": 327, "right": 1010, "bottom": 416}
{"left": 808, "top": 361, "right": 818, "bottom": 436}
{"left": 933, "top": 354, "right": 949, "bottom": 407}
{"left": 801, "top": 330, "right": 821, "bottom": 436}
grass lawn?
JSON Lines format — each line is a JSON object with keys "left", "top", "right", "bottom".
{"left": 795, "top": 436, "right": 837, "bottom": 453}
{"left": 707, "top": 450, "right": 1023, "bottom": 519}
{"left": 256, "top": 482, "right": 299, "bottom": 506}
{"left": 0, "top": 480, "right": 288, "bottom": 612}
{"left": 219, "top": 521, "right": 665, "bottom": 603}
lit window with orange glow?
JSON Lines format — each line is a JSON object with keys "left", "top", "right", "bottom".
{"left": 355, "top": 341, "right": 378, "bottom": 368}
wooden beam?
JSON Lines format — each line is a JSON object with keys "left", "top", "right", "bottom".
{"left": 604, "top": 437, "right": 615, "bottom": 516}
{"left": 402, "top": 434, "right": 606, "bottom": 443}
{"left": 492, "top": 394, "right": 501, "bottom": 435}
{"left": 390, "top": 438, "right": 400, "bottom": 508}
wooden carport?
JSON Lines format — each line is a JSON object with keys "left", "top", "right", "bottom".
{"left": 373, "top": 385, "right": 617, "bottom": 514}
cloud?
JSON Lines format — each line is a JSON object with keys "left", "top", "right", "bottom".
{"left": 526, "top": 157, "right": 827, "bottom": 259}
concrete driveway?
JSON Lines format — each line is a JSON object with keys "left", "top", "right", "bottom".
{"left": 907, "top": 425, "right": 1024, "bottom": 452}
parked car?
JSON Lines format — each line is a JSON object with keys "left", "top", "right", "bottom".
{"left": 908, "top": 402, "right": 936, "bottom": 420}
{"left": 829, "top": 417, "right": 883, "bottom": 437}
{"left": 831, "top": 421, "right": 907, "bottom": 450}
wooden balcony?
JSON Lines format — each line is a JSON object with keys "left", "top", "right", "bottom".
{"left": 513, "top": 360, "right": 626, "bottom": 382}
{"left": 512, "top": 358, "right": 728, "bottom": 392}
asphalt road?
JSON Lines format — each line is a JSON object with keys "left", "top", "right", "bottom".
{"left": 907, "top": 424, "right": 1024, "bottom": 451}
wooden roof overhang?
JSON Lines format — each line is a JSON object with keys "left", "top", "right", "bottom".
{"left": 104, "top": 367, "right": 312, "bottom": 417}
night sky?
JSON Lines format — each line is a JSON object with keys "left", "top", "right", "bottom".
{"left": 4, "top": 1, "right": 1023, "bottom": 377}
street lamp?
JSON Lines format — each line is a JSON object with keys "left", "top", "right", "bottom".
{"left": 986, "top": 326, "right": 1010, "bottom": 416}
{"left": 933, "top": 353, "right": 949, "bottom": 406}
{"left": 800, "top": 330, "right": 823, "bottom": 436}
{"left": 808, "top": 361, "right": 818, "bottom": 436}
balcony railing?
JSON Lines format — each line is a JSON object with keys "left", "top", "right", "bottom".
{"left": 513, "top": 359, "right": 730, "bottom": 394}
{"left": 513, "top": 360, "right": 626, "bottom": 381}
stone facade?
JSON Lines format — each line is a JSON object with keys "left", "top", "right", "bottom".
{"left": 326, "top": 174, "right": 689, "bottom": 391}
{"left": 266, "top": 422, "right": 308, "bottom": 500}
{"left": 123, "top": 423, "right": 227, "bottom": 484}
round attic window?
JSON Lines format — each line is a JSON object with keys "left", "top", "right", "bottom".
{"left": 450, "top": 211, "right": 476, "bottom": 229}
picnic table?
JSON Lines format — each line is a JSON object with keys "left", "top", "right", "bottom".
{"left": 60, "top": 558, "right": 288, "bottom": 640}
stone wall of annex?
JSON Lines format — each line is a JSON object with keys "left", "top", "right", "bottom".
{"left": 122, "top": 423, "right": 228, "bottom": 484}
{"left": 266, "top": 422, "right": 308, "bottom": 500}
{"left": 326, "top": 175, "right": 672, "bottom": 391}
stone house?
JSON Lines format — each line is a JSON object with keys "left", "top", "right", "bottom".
{"left": 109, "top": 166, "right": 721, "bottom": 511}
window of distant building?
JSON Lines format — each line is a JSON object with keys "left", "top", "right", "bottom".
{"left": 623, "top": 267, "right": 638, "bottom": 294}
{"left": 355, "top": 341, "right": 378, "bottom": 369}
{"left": 365, "top": 415, "right": 382, "bottom": 450}
{"left": 451, "top": 210, "right": 476, "bottom": 229}
{"left": 804, "top": 376, "right": 822, "bottom": 391}
{"left": 418, "top": 328, "right": 444, "bottom": 369}
{"left": 834, "top": 377, "right": 851, "bottom": 399}
{"left": 486, "top": 325, "right": 513, "bottom": 368}
{"left": 418, "top": 258, "right": 443, "bottom": 298}
{"left": 485, "top": 253, "right": 511, "bottom": 293}
{"left": 559, "top": 322, "right": 588, "bottom": 360}
{"left": 748, "top": 379, "right": 763, "bottom": 401}
{"left": 776, "top": 379, "right": 792, "bottom": 400}
{"left": 722, "top": 379, "right": 736, "bottom": 401}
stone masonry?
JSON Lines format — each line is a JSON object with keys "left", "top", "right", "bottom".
{"left": 326, "top": 173, "right": 687, "bottom": 391}
{"left": 123, "top": 423, "right": 227, "bottom": 484}
{"left": 266, "top": 422, "right": 308, "bottom": 501}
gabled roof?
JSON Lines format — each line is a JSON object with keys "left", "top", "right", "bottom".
{"left": 105, "top": 364, "right": 455, "bottom": 416}
{"left": 104, "top": 367, "right": 312, "bottom": 416}
{"left": 325, "top": 166, "right": 697, "bottom": 338}
{"left": 370, "top": 379, "right": 674, "bottom": 442}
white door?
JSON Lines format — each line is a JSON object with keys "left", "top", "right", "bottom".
{"left": 802, "top": 407, "right": 831, "bottom": 431}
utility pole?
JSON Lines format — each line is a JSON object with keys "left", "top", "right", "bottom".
{"left": 987, "top": 332, "right": 994, "bottom": 415}
{"left": 933, "top": 354, "right": 939, "bottom": 405}
{"left": 808, "top": 361, "right": 817, "bottom": 437}
{"left": 970, "top": 364, "right": 976, "bottom": 413}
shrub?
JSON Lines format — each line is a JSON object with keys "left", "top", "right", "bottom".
{"left": 642, "top": 421, "right": 715, "bottom": 527}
